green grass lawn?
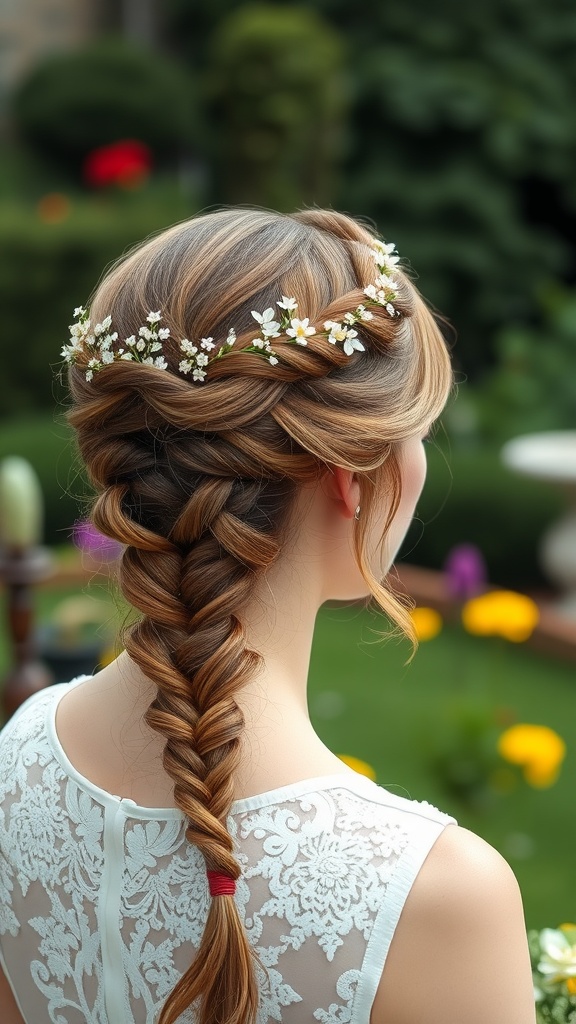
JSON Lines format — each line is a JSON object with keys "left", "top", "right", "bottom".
{"left": 0, "top": 583, "right": 573, "bottom": 930}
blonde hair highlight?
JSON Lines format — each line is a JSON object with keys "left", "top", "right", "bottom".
{"left": 64, "top": 207, "right": 452, "bottom": 1024}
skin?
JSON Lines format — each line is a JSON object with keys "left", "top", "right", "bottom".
{"left": 0, "top": 431, "right": 536, "bottom": 1024}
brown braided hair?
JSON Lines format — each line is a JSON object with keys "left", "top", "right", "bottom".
{"left": 63, "top": 207, "right": 452, "bottom": 1024}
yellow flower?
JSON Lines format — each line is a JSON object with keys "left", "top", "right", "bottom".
{"left": 410, "top": 606, "right": 442, "bottom": 641}
{"left": 462, "top": 590, "right": 539, "bottom": 642}
{"left": 338, "top": 755, "right": 376, "bottom": 781}
{"left": 498, "top": 724, "right": 566, "bottom": 788}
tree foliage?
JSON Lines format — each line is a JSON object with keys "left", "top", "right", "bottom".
{"left": 12, "top": 37, "right": 198, "bottom": 176}
{"left": 166, "top": 0, "right": 576, "bottom": 377}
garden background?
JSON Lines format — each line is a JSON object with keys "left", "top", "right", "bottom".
{"left": 0, "top": 0, "right": 575, "bottom": 932}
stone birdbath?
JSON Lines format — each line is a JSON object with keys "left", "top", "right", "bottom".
{"left": 501, "top": 432, "right": 576, "bottom": 617}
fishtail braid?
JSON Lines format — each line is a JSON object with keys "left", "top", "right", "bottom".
{"left": 65, "top": 206, "right": 452, "bottom": 1024}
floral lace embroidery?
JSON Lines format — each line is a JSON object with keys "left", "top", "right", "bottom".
{"left": 0, "top": 687, "right": 455, "bottom": 1024}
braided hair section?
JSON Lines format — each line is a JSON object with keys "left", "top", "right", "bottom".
{"left": 65, "top": 207, "right": 452, "bottom": 1024}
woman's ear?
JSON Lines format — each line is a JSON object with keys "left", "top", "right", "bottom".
{"left": 325, "top": 466, "right": 361, "bottom": 520}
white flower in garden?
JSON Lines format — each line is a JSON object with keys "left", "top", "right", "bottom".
{"left": 538, "top": 928, "right": 576, "bottom": 983}
{"left": 147, "top": 311, "right": 162, "bottom": 324}
{"left": 251, "top": 307, "right": 281, "bottom": 337}
{"left": 286, "top": 318, "right": 315, "bottom": 345}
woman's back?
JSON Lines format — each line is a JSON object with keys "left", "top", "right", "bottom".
{"left": 0, "top": 678, "right": 456, "bottom": 1024}
{"left": 0, "top": 207, "right": 536, "bottom": 1023}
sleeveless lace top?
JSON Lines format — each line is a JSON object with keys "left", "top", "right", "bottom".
{"left": 0, "top": 677, "right": 456, "bottom": 1024}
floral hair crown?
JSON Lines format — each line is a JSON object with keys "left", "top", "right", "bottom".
{"left": 61, "top": 238, "right": 401, "bottom": 383}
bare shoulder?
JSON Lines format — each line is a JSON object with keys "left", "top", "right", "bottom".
{"left": 371, "top": 824, "right": 536, "bottom": 1024}
{"left": 0, "top": 963, "right": 25, "bottom": 1024}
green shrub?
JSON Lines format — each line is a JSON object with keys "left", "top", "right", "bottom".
{"left": 475, "top": 286, "right": 576, "bottom": 442}
{"left": 12, "top": 37, "right": 198, "bottom": 177}
{"left": 0, "top": 192, "right": 194, "bottom": 415}
{"left": 205, "top": 4, "right": 347, "bottom": 209}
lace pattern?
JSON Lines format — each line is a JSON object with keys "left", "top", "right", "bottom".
{"left": 0, "top": 681, "right": 456, "bottom": 1024}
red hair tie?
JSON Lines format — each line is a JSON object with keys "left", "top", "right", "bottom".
{"left": 207, "top": 870, "right": 236, "bottom": 897}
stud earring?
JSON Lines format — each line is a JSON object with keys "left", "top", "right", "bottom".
{"left": 354, "top": 506, "right": 361, "bottom": 520}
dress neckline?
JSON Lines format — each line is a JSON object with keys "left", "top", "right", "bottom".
{"left": 45, "top": 676, "right": 372, "bottom": 821}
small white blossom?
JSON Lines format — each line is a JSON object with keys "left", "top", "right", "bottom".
{"left": 101, "top": 350, "right": 115, "bottom": 364}
{"left": 154, "top": 356, "right": 168, "bottom": 369}
{"left": 251, "top": 307, "right": 281, "bottom": 337}
{"left": 158, "top": 327, "right": 170, "bottom": 340}
{"left": 73, "top": 306, "right": 85, "bottom": 318}
{"left": 150, "top": 341, "right": 163, "bottom": 353}
{"left": 225, "top": 328, "right": 236, "bottom": 346}
{"left": 136, "top": 339, "right": 146, "bottom": 352}
{"left": 147, "top": 311, "right": 162, "bottom": 324}
{"left": 120, "top": 352, "right": 134, "bottom": 360}
{"left": 324, "top": 320, "right": 347, "bottom": 343}
{"left": 277, "top": 296, "right": 297, "bottom": 311}
{"left": 192, "top": 367, "right": 206, "bottom": 381}
{"left": 196, "top": 353, "right": 209, "bottom": 367}
{"left": 125, "top": 335, "right": 136, "bottom": 347}
{"left": 201, "top": 337, "right": 215, "bottom": 350}
{"left": 343, "top": 333, "right": 365, "bottom": 356}
{"left": 251, "top": 338, "right": 265, "bottom": 349}
{"left": 180, "top": 339, "right": 197, "bottom": 356}
{"left": 356, "top": 305, "right": 373, "bottom": 321}
{"left": 85, "top": 369, "right": 94, "bottom": 381}
{"left": 179, "top": 359, "right": 193, "bottom": 374}
{"left": 269, "top": 355, "right": 279, "bottom": 365}
{"left": 88, "top": 358, "right": 100, "bottom": 368}
{"left": 286, "top": 317, "right": 315, "bottom": 345}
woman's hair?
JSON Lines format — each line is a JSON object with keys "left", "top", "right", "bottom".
{"left": 64, "top": 207, "right": 452, "bottom": 1024}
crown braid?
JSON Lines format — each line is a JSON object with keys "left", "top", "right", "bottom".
{"left": 65, "top": 207, "right": 452, "bottom": 1024}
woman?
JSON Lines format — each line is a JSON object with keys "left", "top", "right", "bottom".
{"left": 0, "top": 208, "right": 536, "bottom": 1024}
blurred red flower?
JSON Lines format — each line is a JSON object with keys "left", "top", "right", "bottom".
{"left": 83, "top": 139, "right": 152, "bottom": 189}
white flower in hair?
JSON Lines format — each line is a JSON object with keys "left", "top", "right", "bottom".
{"left": 342, "top": 331, "right": 365, "bottom": 356}
{"left": 180, "top": 339, "right": 197, "bottom": 356}
{"left": 251, "top": 307, "right": 281, "bottom": 338}
{"left": 63, "top": 235, "right": 401, "bottom": 382}
{"left": 323, "top": 320, "right": 347, "bottom": 344}
{"left": 286, "top": 317, "right": 315, "bottom": 345}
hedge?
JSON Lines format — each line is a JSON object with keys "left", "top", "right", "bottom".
{"left": 0, "top": 193, "right": 195, "bottom": 417}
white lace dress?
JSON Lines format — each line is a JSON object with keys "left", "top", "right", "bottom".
{"left": 0, "top": 677, "right": 456, "bottom": 1024}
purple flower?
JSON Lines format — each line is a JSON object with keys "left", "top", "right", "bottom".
{"left": 444, "top": 543, "right": 487, "bottom": 600}
{"left": 71, "top": 520, "right": 123, "bottom": 561}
